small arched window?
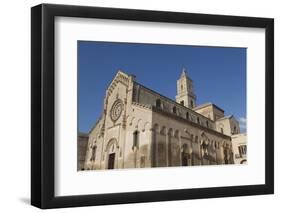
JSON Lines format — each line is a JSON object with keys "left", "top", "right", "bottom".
{"left": 220, "top": 128, "right": 224, "bottom": 134}
{"left": 90, "top": 146, "right": 97, "bottom": 161}
{"left": 197, "top": 117, "right": 200, "bottom": 124}
{"left": 156, "top": 99, "right": 161, "bottom": 108}
{"left": 174, "top": 130, "right": 179, "bottom": 138}
{"left": 172, "top": 106, "right": 177, "bottom": 114}
{"left": 186, "top": 112, "right": 189, "bottom": 120}
{"left": 206, "top": 120, "right": 209, "bottom": 127}
{"left": 133, "top": 131, "right": 139, "bottom": 149}
{"left": 201, "top": 142, "right": 209, "bottom": 159}
{"left": 180, "top": 100, "right": 184, "bottom": 105}
{"left": 190, "top": 100, "right": 194, "bottom": 108}
{"left": 233, "top": 126, "right": 237, "bottom": 133}
{"left": 160, "top": 126, "right": 166, "bottom": 135}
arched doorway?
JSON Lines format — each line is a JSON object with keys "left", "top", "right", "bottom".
{"left": 108, "top": 153, "right": 115, "bottom": 169}
{"left": 200, "top": 140, "right": 210, "bottom": 165}
{"left": 181, "top": 144, "right": 189, "bottom": 166}
{"left": 105, "top": 138, "right": 118, "bottom": 169}
{"left": 240, "top": 159, "right": 247, "bottom": 164}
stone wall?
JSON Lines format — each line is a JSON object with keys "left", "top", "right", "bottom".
{"left": 151, "top": 106, "right": 234, "bottom": 167}
{"left": 83, "top": 71, "right": 235, "bottom": 171}
{"left": 133, "top": 83, "right": 216, "bottom": 130}
{"left": 77, "top": 133, "right": 89, "bottom": 171}
{"left": 194, "top": 104, "right": 224, "bottom": 121}
{"left": 231, "top": 133, "right": 247, "bottom": 164}
{"left": 216, "top": 116, "right": 240, "bottom": 136}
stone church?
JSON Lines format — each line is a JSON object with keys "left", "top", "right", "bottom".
{"left": 83, "top": 69, "right": 241, "bottom": 170}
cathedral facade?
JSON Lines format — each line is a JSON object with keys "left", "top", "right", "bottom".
{"left": 83, "top": 70, "right": 240, "bottom": 170}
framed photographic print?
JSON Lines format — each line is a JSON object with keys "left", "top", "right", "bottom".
{"left": 31, "top": 3, "right": 274, "bottom": 209}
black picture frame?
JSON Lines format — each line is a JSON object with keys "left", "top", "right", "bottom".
{"left": 31, "top": 3, "right": 274, "bottom": 209}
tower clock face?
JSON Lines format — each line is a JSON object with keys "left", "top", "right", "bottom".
{"left": 110, "top": 99, "right": 124, "bottom": 122}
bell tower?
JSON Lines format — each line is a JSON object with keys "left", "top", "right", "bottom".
{"left": 176, "top": 68, "right": 196, "bottom": 108}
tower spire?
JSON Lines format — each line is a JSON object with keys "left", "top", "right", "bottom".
{"left": 181, "top": 67, "right": 187, "bottom": 77}
{"left": 176, "top": 68, "right": 196, "bottom": 108}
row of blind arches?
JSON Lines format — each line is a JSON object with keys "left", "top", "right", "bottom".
{"left": 89, "top": 129, "right": 230, "bottom": 165}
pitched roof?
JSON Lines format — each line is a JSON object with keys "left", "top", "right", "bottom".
{"left": 133, "top": 81, "right": 214, "bottom": 123}
{"left": 194, "top": 102, "right": 224, "bottom": 113}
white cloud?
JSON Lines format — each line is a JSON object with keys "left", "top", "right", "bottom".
{"left": 239, "top": 117, "right": 246, "bottom": 123}
{"left": 238, "top": 117, "right": 247, "bottom": 131}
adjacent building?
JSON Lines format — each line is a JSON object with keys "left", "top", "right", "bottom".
{"left": 231, "top": 133, "right": 247, "bottom": 164}
{"left": 77, "top": 132, "right": 89, "bottom": 171}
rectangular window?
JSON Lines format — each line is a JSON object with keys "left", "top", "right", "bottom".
{"left": 91, "top": 146, "right": 96, "bottom": 161}
{"left": 238, "top": 145, "right": 247, "bottom": 157}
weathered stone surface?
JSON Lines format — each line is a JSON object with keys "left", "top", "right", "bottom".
{"left": 83, "top": 70, "right": 243, "bottom": 171}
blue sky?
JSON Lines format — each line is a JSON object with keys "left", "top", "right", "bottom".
{"left": 78, "top": 41, "right": 246, "bottom": 133}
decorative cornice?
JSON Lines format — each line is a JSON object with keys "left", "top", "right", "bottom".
{"left": 132, "top": 101, "right": 152, "bottom": 109}
{"left": 88, "top": 116, "right": 103, "bottom": 134}
{"left": 107, "top": 71, "right": 130, "bottom": 96}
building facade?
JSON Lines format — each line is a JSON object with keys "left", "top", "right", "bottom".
{"left": 231, "top": 133, "right": 247, "bottom": 164}
{"left": 77, "top": 132, "right": 89, "bottom": 171}
{"left": 83, "top": 69, "right": 242, "bottom": 170}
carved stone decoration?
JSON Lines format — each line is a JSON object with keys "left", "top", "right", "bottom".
{"left": 110, "top": 99, "right": 124, "bottom": 122}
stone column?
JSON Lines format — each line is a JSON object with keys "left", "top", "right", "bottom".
{"left": 179, "top": 134, "right": 182, "bottom": 166}
{"left": 216, "top": 142, "right": 224, "bottom": 164}
{"left": 150, "top": 128, "right": 157, "bottom": 167}
{"left": 166, "top": 133, "right": 169, "bottom": 167}
{"left": 146, "top": 129, "right": 152, "bottom": 168}
{"left": 167, "top": 131, "right": 172, "bottom": 167}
